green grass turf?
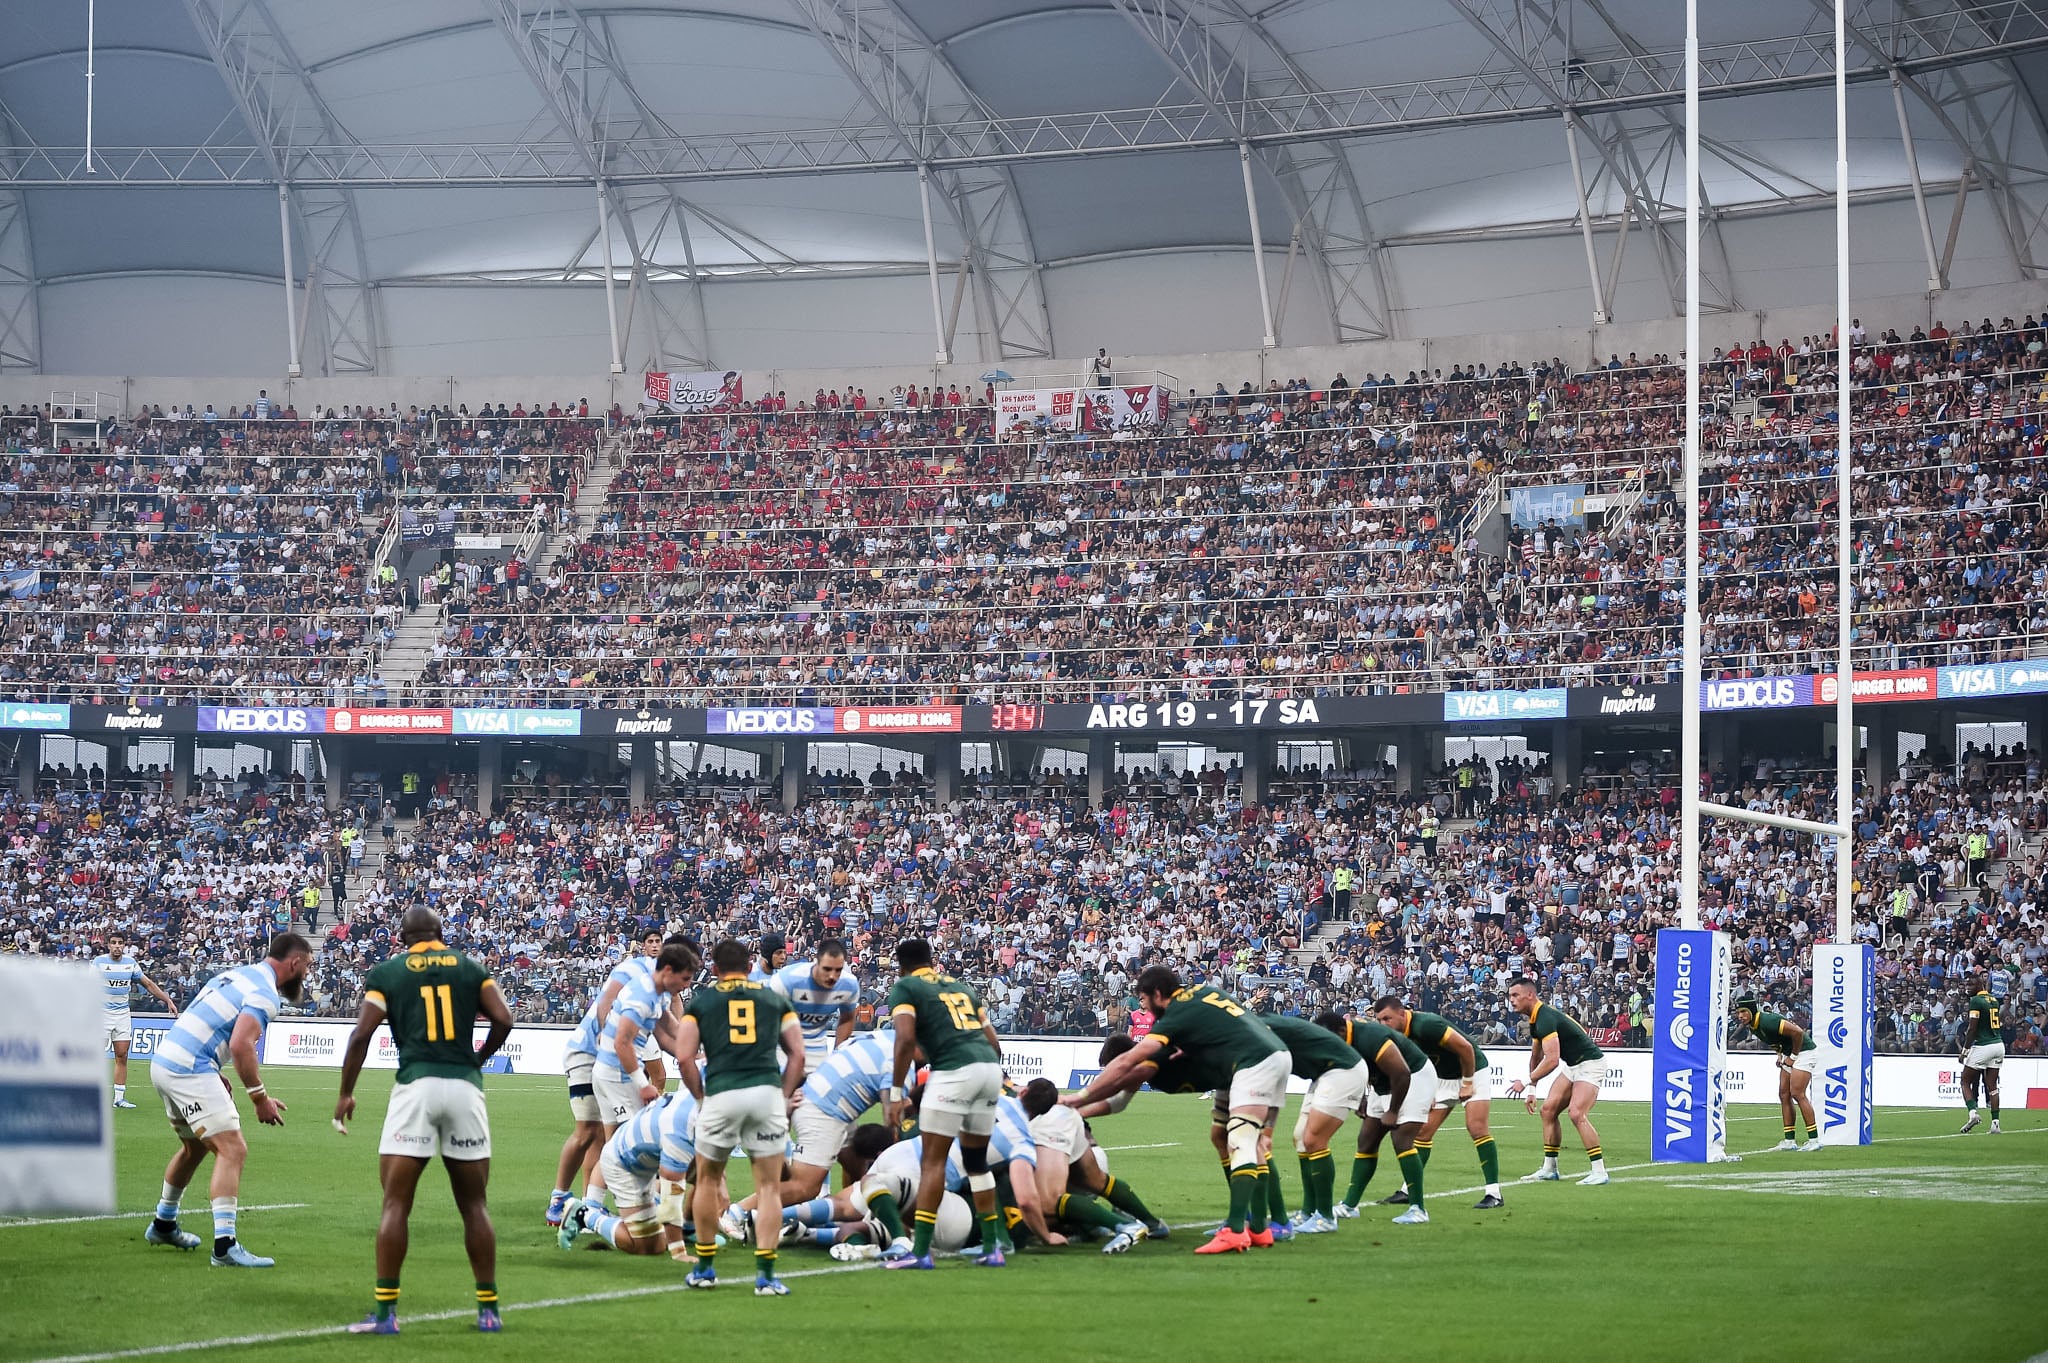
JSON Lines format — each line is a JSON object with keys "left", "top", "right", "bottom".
{"left": 2, "top": 1065, "right": 2044, "bottom": 1363}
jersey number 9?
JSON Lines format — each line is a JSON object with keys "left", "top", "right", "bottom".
{"left": 729, "top": 999, "right": 756, "bottom": 1044}
{"left": 939, "top": 991, "right": 981, "bottom": 1031}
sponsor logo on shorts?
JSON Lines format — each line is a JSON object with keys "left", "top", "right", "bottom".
{"left": 448, "top": 1135, "right": 487, "bottom": 1149}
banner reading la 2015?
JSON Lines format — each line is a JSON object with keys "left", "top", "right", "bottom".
{"left": 644, "top": 369, "right": 745, "bottom": 413}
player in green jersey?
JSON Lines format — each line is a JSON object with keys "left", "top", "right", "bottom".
{"left": 1373, "top": 998, "right": 1502, "bottom": 1208}
{"left": 336, "top": 909, "right": 515, "bottom": 1335}
{"left": 1507, "top": 978, "right": 1609, "bottom": 1185}
{"left": 882, "top": 938, "right": 1009, "bottom": 1270}
{"left": 670, "top": 939, "right": 805, "bottom": 1296}
{"left": 1259, "top": 1011, "right": 1373, "bottom": 1233}
{"left": 1956, "top": 973, "right": 2006, "bottom": 1135}
{"left": 1733, "top": 995, "right": 1821, "bottom": 1150}
{"left": 1310, "top": 1013, "right": 1433, "bottom": 1224}
{"left": 1067, "top": 966, "right": 1292, "bottom": 1254}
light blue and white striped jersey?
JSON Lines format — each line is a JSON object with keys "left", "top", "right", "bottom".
{"left": 767, "top": 960, "right": 861, "bottom": 1059}
{"left": 92, "top": 954, "right": 143, "bottom": 1015}
{"left": 604, "top": 1090, "right": 698, "bottom": 1178}
{"left": 938, "top": 1095, "right": 1037, "bottom": 1188}
{"left": 799, "top": 1031, "right": 893, "bottom": 1122}
{"left": 593, "top": 969, "right": 670, "bottom": 1078}
{"left": 566, "top": 956, "right": 655, "bottom": 1059}
{"left": 153, "top": 962, "right": 284, "bottom": 1076}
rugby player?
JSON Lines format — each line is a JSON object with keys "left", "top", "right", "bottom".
{"left": 144, "top": 933, "right": 311, "bottom": 1268}
{"left": 1260, "top": 1012, "right": 1374, "bottom": 1232}
{"left": 829, "top": 1135, "right": 980, "bottom": 1259}
{"left": 589, "top": 942, "right": 697, "bottom": 1136}
{"left": 1957, "top": 973, "right": 2005, "bottom": 1135}
{"left": 1065, "top": 967, "right": 1290, "bottom": 1255}
{"left": 767, "top": 938, "right": 860, "bottom": 1059}
{"left": 881, "top": 937, "right": 1009, "bottom": 1269}
{"left": 1371, "top": 998, "right": 1503, "bottom": 1208}
{"left": 559, "top": 1090, "right": 699, "bottom": 1259}
{"left": 1732, "top": 995, "right": 1821, "bottom": 1150}
{"left": 1312, "top": 1013, "right": 1433, "bottom": 1224}
{"left": 1018, "top": 1078, "right": 1166, "bottom": 1248}
{"left": 337, "top": 909, "right": 514, "bottom": 1334}
{"left": 547, "top": 932, "right": 695, "bottom": 1226}
{"left": 749, "top": 931, "right": 791, "bottom": 984}
{"left": 93, "top": 934, "right": 175, "bottom": 1109}
{"left": 1506, "top": 978, "right": 1609, "bottom": 1184}
{"left": 673, "top": 939, "right": 806, "bottom": 1295}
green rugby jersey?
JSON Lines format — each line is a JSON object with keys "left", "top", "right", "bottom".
{"left": 1751, "top": 1010, "right": 1815, "bottom": 1056}
{"left": 884, "top": 968, "right": 999, "bottom": 1071}
{"left": 362, "top": 941, "right": 493, "bottom": 1087}
{"left": 1401, "top": 1009, "right": 1489, "bottom": 1076}
{"left": 1526, "top": 1002, "right": 1604, "bottom": 1064}
{"left": 1143, "top": 984, "right": 1286, "bottom": 1090}
{"left": 687, "top": 977, "right": 796, "bottom": 1095}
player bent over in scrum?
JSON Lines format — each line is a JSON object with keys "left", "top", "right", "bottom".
{"left": 145, "top": 933, "right": 312, "bottom": 1268}
{"left": 1506, "top": 979, "right": 1609, "bottom": 1185}
{"left": 337, "top": 910, "right": 514, "bottom": 1334}
{"left": 673, "top": 939, "right": 807, "bottom": 1296}
{"left": 1310, "top": 1014, "right": 1433, "bottom": 1224}
{"left": 1733, "top": 995, "right": 1822, "bottom": 1151}
{"left": 1371, "top": 998, "right": 1503, "bottom": 1208}
{"left": 560, "top": 1091, "right": 699, "bottom": 1258}
{"left": 1018, "top": 1078, "right": 1164, "bottom": 1252}
{"left": 1257, "top": 1013, "right": 1372, "bottom": 1233}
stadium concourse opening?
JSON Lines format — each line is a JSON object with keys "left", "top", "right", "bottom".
{"left": 6, "top": 0, "right": 2048, "bottom": 1355}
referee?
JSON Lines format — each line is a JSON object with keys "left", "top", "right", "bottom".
{"left": 336, "top": 909, "right": 514, "bottom": 1335}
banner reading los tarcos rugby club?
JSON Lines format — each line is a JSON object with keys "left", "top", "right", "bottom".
{"left": 644, "top": 370, "right": 744, "bottom": 413}
{"left": 997, "top": 386, "right": 1163, "bottom": 432}
{"left": 1651, "top": 929, "right": 1731, "bottom": 1163}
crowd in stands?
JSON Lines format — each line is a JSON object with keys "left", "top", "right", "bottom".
{"left": 6, "top": 736, "right": 2043, "bottom": 1061}
{"left": 0, "top": 404, "right": 596, "bottom": 705}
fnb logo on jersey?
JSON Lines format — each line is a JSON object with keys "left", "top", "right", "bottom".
{"left": 1700, "top": 676, "right": 1812, "bottom": 710}
{"left": 707, "top": 707, "right": 835, "bottom": 736}
{"left": 200, "top": 707, "right": 326, "bottom": 734}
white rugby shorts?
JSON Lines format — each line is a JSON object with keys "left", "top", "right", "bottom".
{"left": 152, "top": 1067, "right": 239, "bottom": 1141}
{"left": 920, "top": 1062, "right": 1002, "bottom": 1139}
{"left": 380, "top": 1075, "right": 491, "bottom": 1160}
{"left": 695, "top": 1086, "right": 788, "bottom": 1161}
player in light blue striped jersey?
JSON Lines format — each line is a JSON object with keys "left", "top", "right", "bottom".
{"left": 766, "top": 939, "right": 861, "bottom": 1061}
{"left": 548, "top": 933, "right": 696, "bottom": 1227}
{"left": 145, "top": 934, "right": 312, "bottom": 1268}
{"left": 93, "top": 933, "right": 175, "bottom": 1109}
{"left": 558, "top": 1090, "right": 700, "bottom": 1257}
{"left": 591, "top": 945, "right": 697, "bottom": 1128}
{"left": 781, "top": 1029, "right": 894, "bottom": 1202}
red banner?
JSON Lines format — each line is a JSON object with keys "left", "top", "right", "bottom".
{"left": 1815, "top": 669, "right": 1937, "bottom": 704}
{"left": 327, "top": 707, "right": 454, "bottom": 735}
{"left": 837, "top": 705, "right": 963, "bottom": 734}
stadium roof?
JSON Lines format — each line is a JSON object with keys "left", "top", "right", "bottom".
{"left": 2, "top": 0, "right": 2047, "bottom": 374}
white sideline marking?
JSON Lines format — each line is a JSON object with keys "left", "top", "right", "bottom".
{"left": 0, "top": 1203, "right": 310, "bottom": 1229}
{"left": 21, "top": 1123, "right": 2039, "bottom": 1361}
{"left": 20, "top": 1262, "right": 883, "bottom": 1363}
{"left": 1100, "top": 1141, "right": 1183, "bottom": 1151}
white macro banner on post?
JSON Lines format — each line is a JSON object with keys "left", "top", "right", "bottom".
{"left": 1814, "top": 944, "right": 1875, "bottom": 1145}
{"left": 0, "top": 957, "right": 113, "bottom": 1214}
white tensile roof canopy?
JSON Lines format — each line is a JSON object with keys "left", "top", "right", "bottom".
{"left": 0, "top": 0, "right": 2045, "bottom": 375}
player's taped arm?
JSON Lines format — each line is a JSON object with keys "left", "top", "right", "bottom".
{"left": 834, "top": 1006, "right": 858, "bottom": 1050}
{"left": 1525, "top": 1033, "right": 1561, "bottom": 1087}
{"left": 473, "top": 979, "right": 514, "bottom": 1063}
